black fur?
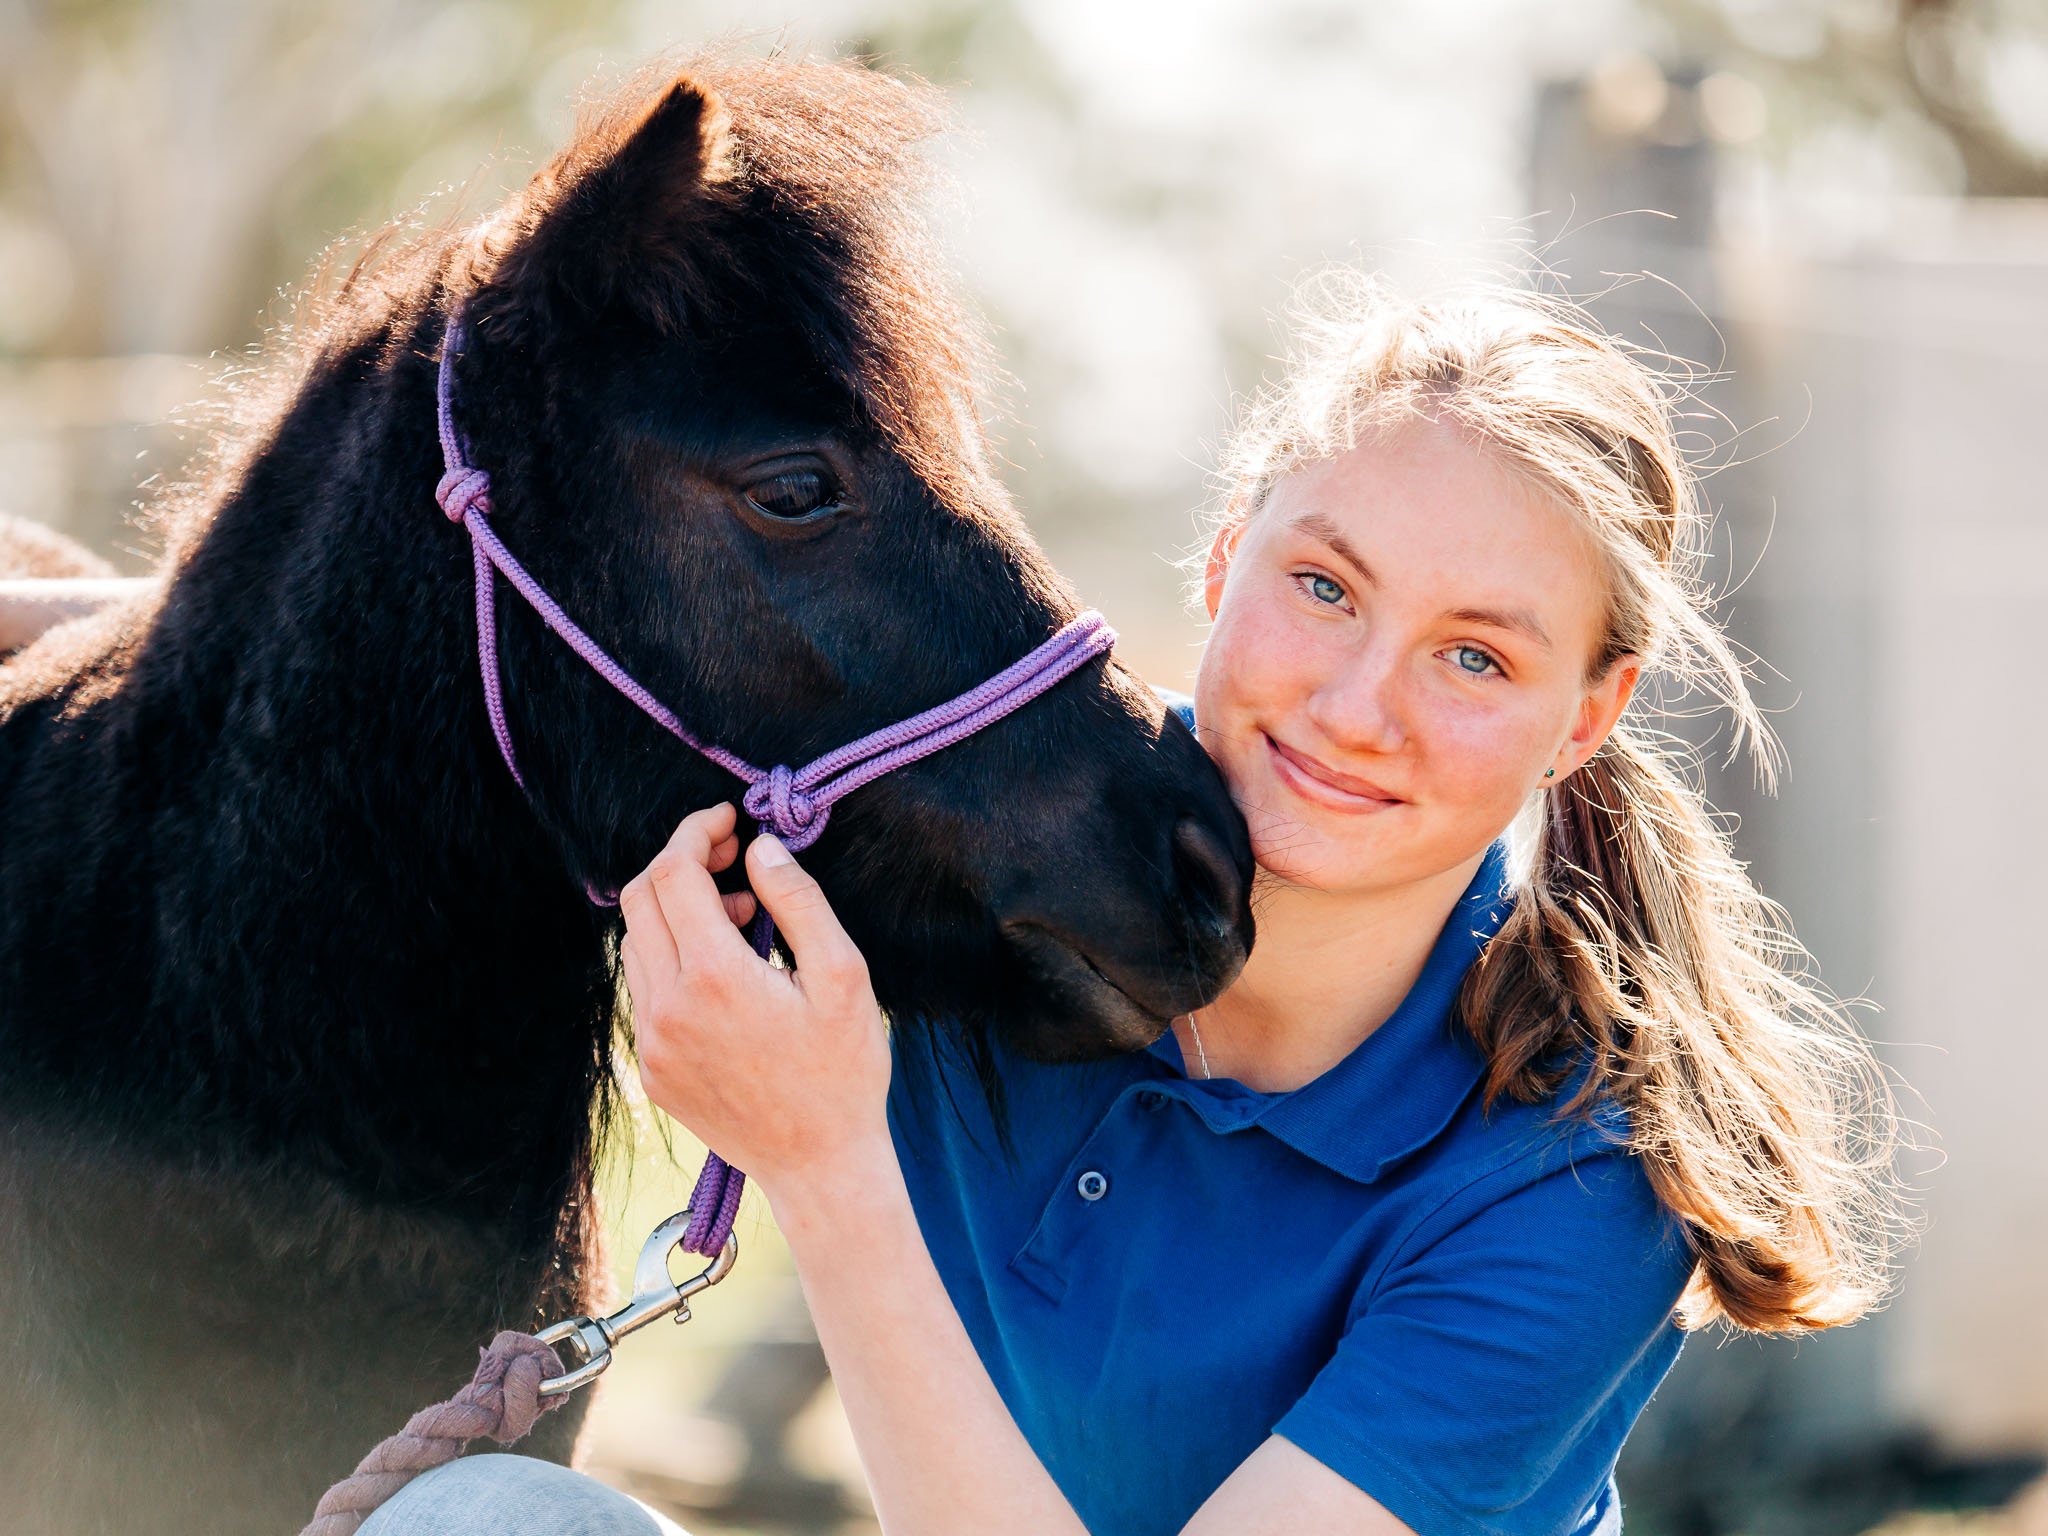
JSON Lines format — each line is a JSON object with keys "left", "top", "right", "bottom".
{"left": 0, "top": 53, "right": 1251, "bottom": 1535}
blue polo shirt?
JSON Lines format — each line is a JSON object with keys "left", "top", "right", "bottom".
{"left": 885, "top": 701, "right": 1696, "bottom": 1536}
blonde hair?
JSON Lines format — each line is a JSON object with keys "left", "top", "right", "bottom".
{"left": 1204, "top": 270, "right": 1904, "bottom": 1333}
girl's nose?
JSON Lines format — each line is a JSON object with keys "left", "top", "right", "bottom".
{"left": 1308, "top": 645, "right": 1408, "bottom": 756}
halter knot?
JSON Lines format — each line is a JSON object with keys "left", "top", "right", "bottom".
{"left": 744, "top": 765, "right": 828, "bottom": 850}
{"left": 436, "top": 466, "right": 491, "bottom": 525}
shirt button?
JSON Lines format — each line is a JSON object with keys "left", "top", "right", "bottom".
{"left": 1075, "top": 1169, "right": 1110, "bottom": 1202}
{"left": 1137, "top": 1090, "right": 1166, "bottom": 1111}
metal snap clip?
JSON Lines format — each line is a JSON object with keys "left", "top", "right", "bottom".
{"left": 533, "top": 1208, "right": 739, "bottom": 1398}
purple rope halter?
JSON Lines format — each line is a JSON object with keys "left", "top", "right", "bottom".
{"left": 433, "top": 311, "right": 1115, "bottom": 1254}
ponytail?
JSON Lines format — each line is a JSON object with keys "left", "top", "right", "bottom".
{"left": 1462, "top": 725, "right": 1898, "bottom": 1330}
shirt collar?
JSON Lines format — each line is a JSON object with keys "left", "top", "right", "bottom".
{"left": 1149, "top": 690, "right": 1515, "bottom": 1183}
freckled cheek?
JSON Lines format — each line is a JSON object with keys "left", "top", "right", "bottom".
{"left": 1205, "top": 598, "right": 1319, "bottom": 723}
{"left": 1413, "top": 696, "right": 1555, "bottom": 816}
{"left": 1236, "top": 606, "right": 1335, "bottom": 700}
{"left": 1198, "top": 600, "right": 1323, "bottom": 806}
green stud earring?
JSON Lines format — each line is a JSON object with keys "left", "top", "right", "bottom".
{"left": 1544, "top": 768, "right": 1556, "bottom": 779}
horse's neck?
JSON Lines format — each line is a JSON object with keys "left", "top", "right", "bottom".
{"left": 1, "top": 324, "right": 617, "bottom": 1223}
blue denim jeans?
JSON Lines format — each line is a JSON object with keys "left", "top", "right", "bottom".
{"left": 358, "top": 1455, "right": 693, "bottom": 1535}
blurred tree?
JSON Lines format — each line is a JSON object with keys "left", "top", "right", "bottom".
{"left": 1647, "top": 0, "right": 2048, "bottom": 195}
{"left": 0, "top": 0, "right": 634, "bottom": 356}
{"left": 6, "top": 0, "right": 2042, "bottom": 360}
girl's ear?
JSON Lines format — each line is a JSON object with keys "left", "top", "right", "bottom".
{"left": 1203, "top": 515, "right": 1248, "bottom": 621}
{"left": 1554, "top": 656, "right": 1641, "bottom": 781}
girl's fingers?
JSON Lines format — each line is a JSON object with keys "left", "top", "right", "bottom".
{"left": 618, "top": 872, "right": 678, "bottom": 976}
{"left": 619, "top": 933, "right": 659, "bottom": 1032}
{"left": 721, "top": 890, "right": 758, "bottom": 929}
{"left": 641, "top": 805, "right": 758, "bottom": 978}
{"left": 745, "top": 836, "right": 869, "bottom": 999}
{"left": 707, "top": 827, "right": 743, "bottom": 875}
{"left": 669, "top": 801, "right": 744, "bottom": 881}
{"left": 692, "top": 799, "right": 739, "bottom": 845}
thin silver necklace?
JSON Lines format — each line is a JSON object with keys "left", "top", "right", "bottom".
{"left": 1181, "top": 1010, "right": 1213, "bottom": 1081}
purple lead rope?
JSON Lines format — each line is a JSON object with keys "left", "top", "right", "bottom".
{"left": 433, "top": 312, "right": 1116, "bottom": 1255}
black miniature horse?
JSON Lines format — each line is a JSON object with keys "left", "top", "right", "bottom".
{"left": 0, "top": 53, "right": 1252, "bottom": 1536}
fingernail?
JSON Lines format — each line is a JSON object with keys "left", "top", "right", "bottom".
{"left": 753, "top": 835, "right": 793, "bottom": 867}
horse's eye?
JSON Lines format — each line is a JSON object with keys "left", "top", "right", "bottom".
{"left": 744, "top": 469, "right": 843, "bottom": 521}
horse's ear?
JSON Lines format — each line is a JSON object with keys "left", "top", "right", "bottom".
{"left": 485, "top": 77, "right": 733, "bottom": 334}
{"left": 577, "top": 79, "right": 732, "bottom": 270}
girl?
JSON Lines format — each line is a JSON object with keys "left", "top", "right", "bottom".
{"left": 364, "top": 277, "right": 1898, "bottom": 1535}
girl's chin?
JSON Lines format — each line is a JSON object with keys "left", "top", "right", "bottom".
{"left": 1224, "top": 766, "right": 1415, "bottom": 888}
{"left": 1249, "top": 825, "right": 1391, "bottom": 891}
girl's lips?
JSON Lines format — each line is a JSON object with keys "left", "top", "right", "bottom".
{"left": 1265, "top": 733, "right": 1404, "bottom": 812}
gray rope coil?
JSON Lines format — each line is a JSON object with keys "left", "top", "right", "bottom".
{"left": 300, "top": 1330, "right": 566, "bottom": 1535}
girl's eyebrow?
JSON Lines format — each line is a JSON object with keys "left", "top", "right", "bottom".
{"left": 1287, "top": 512, "right": 1377, "bottom": 586}
{"left": 1445, "top": 605, "right": 1554, "bottom": 652}
{"left": 1289, "top": 511, "right": 1554, "bottom": 653}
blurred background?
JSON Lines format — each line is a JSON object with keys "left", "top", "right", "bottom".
{"left": 4, "top": 0, "right": 2043, "bottom": 1532}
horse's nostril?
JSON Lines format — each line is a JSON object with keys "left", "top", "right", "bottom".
{"left": 1172, "top": 816, "right": 1247, "bottom": 938}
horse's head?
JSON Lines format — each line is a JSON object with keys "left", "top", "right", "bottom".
{"left": 439, "top": 54, "right": 1251, "bottom": 1062}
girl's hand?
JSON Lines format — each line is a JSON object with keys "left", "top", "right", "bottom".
{"left": 620, "top": 802, "right": 892, "bottom": 1190}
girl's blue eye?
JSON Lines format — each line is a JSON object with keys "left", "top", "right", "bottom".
{"left": 1306, "top": 574, "right": 1345, "bottom": 605}
{"left": 1452, "top": 646, "right": 1499, "bottom": 676}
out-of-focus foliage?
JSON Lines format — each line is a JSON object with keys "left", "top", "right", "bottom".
{"left": 1645, "top": 0, "right": 2048, "bottom": 195}
{"left": 0, "top": 0, "right": 639, "bottom": 355}
{"left": 4, "top": 0, "right": 2042, "bottom": 359}
{"left": 2, "top": 0, "right": 2043, "bottom": 612}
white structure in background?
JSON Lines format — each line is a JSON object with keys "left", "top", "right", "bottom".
{"left": 1722, "top": 202, "right": 2048, "bottom": 1456}
{"left": 1534, "top": 70, "right": 2048, "bottom": 1489}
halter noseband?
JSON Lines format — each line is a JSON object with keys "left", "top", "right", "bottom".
{"left": 433, "top": 311, "right": 1116, "bottom": 1253}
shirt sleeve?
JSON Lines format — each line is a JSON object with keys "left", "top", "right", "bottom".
{"left": 1273, "top": 1149, "right": 1696, "bottom": 1536}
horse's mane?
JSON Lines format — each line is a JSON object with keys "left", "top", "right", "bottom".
{"left": 142, "top": 45, "right": 1004, "bottom": 570}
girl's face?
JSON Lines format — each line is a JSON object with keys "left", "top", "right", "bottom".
{"left": 1195, "top": 418, "right": 1637, "bottom": 896}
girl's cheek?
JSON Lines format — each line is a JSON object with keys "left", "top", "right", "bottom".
{"left": 1233, "top": 589, "right": 1305, "bottom": 663}
{"left": 1421, "top": 693, "right": 1551, "bottom": 806}
{"left": 1207, "top": 598, "right": 1310, "bottom": 726}
{"left": 1253, "top": 607, "right": 1347, "bottom": 708}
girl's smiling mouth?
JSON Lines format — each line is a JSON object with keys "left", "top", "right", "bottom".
{"left": 1264, "top": 733, "right": 1405, "bottom": 812}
